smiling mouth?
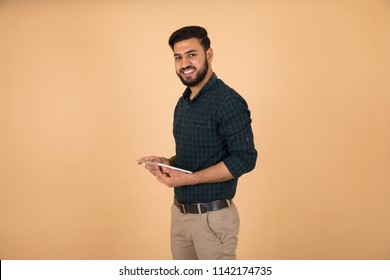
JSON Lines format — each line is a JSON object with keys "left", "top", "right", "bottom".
{"left": 181, "top": 67, "right": 195, "bottom": 75}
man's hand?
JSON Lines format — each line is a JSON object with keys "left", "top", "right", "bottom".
{"left": 137, "top": 156, "right": 171, "bottom": 176}
{"left": 155, "top": 167, "right": 192, "bottom": 188}
{"left": 138, "top": 156, "right": 233, "bottom": 188}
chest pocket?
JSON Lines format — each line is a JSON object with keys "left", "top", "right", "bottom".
{"left": 193, "top": 121, "right": 210, "bottom": 129}
{"left": 190, "top": 119, "right": 222, "bottom": 149}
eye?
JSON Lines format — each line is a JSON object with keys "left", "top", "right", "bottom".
{"left": 174, "top": 56, "right": 182, "bottom": 60}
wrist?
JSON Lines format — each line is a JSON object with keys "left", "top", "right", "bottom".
{"left": 189, "top": 171, "right": 202, "bottom": 185}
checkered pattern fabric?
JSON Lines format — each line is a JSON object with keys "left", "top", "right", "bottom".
{"left": 173, "top": 74, "right": 257, "bottom": 204}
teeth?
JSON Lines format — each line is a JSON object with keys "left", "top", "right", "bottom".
{"left": 183, "top": 68, "right": 195, "bottom": 74}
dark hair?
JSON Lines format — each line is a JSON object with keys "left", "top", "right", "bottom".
{"left": 168, "top": 26, "right": 211, "bottom": 51}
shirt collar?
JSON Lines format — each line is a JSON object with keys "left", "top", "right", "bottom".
{"left": 182, "top": 73, "right": 218, "bottom": 102}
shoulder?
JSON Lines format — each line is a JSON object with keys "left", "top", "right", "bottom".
{"left": 213, "top": 79, "right": 249, "bottom": 108}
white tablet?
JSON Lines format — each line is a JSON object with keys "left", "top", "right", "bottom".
{"left": 136, "top": 159, "right": 192, "bottom": 174}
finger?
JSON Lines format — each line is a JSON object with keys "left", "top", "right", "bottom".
{"left": 157, "top": 168, "right": 171, "bottom": 181}
{"left": 145, "top": 164, "right": 154, "bottom": 170}
{"left": 160, "top": 167, "right": 169, "bottom": 176}
{"left": 156, "top": 172, "right": 167, "bottom": 184}
{"left": 163, "top": 167, "right": 181, "bottom": 177}
{"left": 157, "top": 175, "right": 173, "bottom": 188}
{"left": 139, "top": 156, "right": 161, "bottom": 163}
{"left": 155, "top": 166, "right": 164, "bottom": 177}
{"left": 148, "top": 156, "right": 162, "bottom": 163}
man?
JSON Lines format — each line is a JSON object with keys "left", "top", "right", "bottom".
{"left": 138, "top": 26, "right": 257, "bottom": 260}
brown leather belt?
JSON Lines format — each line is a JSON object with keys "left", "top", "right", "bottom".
{"left": 174, "top": 198, "right": 231, "bottom": 214}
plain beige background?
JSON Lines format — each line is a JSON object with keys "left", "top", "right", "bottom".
{"left": 0, "top": 0, "right": 389, "bottom": 259}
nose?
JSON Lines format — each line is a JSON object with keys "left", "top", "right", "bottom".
{"left": 180, "top": 56, "right": 191, "bottom": 69}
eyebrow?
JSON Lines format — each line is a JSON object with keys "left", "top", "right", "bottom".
{"left": 173, "top": 49, "right": 198, "bottom": 57}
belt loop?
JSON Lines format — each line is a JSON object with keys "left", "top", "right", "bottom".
{"left": 197, "top": 204, "right": 202, "bottom": 214}
{"left": 226, "top": 199, "right": 231, "bottom": 208}
{"left": 181, "top": 204, "right": 187, "bottom": 214}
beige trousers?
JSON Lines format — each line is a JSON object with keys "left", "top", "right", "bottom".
{"left": 170, "top": 201, "right": 240, "bottom": 260}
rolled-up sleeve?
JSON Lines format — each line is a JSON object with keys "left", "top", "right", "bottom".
{"left": 219, "top": 94, "right": 258, "bottom": 178}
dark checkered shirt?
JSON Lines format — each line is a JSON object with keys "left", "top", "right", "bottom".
{"left": 173, "top": 73, "right": 257, "bottom": 204}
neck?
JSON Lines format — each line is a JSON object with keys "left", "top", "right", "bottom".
{"left": 189, "top": 69, "right": 214, "bottom": 100}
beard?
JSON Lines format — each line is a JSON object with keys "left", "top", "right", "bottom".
{"left": 177, "top": 60, "right": 209, "bottom": 87}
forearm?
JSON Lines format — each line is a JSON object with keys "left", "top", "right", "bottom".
{"left": 155, "top": 160, "right": 234, "bottom": 188}
{"left": 190, "top": 161, "right": 234, "bottom": 185}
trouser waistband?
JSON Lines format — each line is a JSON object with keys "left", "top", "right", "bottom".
{"left": 174, "top": 198, "right": 232, "bottom": 214}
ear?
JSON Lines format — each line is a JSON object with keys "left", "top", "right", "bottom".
{"left": 206, "top": 48, "right": 213, "bottom": 63}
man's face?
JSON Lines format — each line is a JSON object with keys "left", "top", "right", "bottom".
{"left": 173, "top": 38, "right": 211, "bottom": 87}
